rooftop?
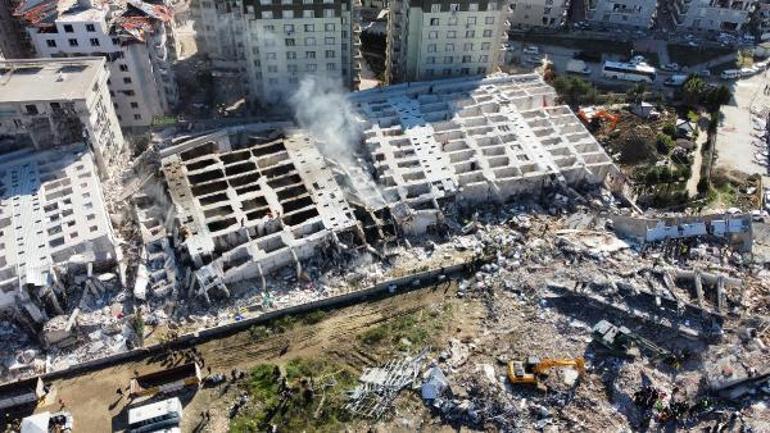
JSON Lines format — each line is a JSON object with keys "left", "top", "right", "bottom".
{"left": 0, "top": 58, "right": 105, "bottom": 104}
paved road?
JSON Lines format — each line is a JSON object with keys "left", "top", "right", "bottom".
{"left": 686, "top": 118, "right": 709, "bottom": 197}
{"left": 715, "top": 69, "right": 770, "bottom": 177}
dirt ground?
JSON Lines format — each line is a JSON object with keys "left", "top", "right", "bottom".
{"left": 28, "top": 284, "right": 481, "bottom": 433}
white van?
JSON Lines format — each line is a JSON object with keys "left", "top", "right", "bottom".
{"left": 720, "top": 69, "right": 741, "bottom": 80}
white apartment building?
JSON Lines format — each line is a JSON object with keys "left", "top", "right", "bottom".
{"left": 241, "top": 0, "right": 360, "bottom": 102}
{"left": 191, "top": 0, "right": 245, "bottom": 69}
{"left": 386, "top": 0, "right": 509, "bottom": 84}
{"left": 672, "top": 0, "right": 757, "bottom": 32}
{"left": 19, "top": 0, "right": 178, "bottom": 128}
{"left": 0, "top": 144, "right": 118, "bottom": 315}
{"left": 584, "top": 0, "right": 658, "bottom": 28}
{"left": 509, "top": 0, "right": 571, "bottom": 29}
{"left": 0, "top": 57, "right": 124, "bottom": 174}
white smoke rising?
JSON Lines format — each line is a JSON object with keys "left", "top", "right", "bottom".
{"left": 289, "top": 75, "right": 386, "bottom": 208}
{"left": 289, "top": 75, "right": 363, "bottom": 165}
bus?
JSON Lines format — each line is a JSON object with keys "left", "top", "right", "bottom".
{"left": 601, "top": 61, "right": 657, "bottom": 83}
{"left": 128, "top": 398, "right": 182, "bottom": 433}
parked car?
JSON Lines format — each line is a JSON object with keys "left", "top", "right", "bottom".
{"left": 522, "top": 45, "right": 540, "bottom": 55}
{"left": 662, "top": 63, "right": 681, "bottom": 72}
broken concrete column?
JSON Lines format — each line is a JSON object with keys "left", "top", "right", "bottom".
{"left": 694, "top": 270, "right": 704, "bottom": 310}
{"left": 716, "top": 275, "right": 726, "bottom": 313}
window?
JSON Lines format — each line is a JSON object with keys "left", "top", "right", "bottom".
{"left": 284, "top": 10, "right": 294, "bottom": 18}
{"left": 86, "top": 23, "right": 96, "bottom": 32}
{"left": 323, "top": 0, "right": 333, "bottom": 3}
{"left": 303, "top": 0, "right": 312, "bottom": 3}
{"left": 461, "top": 67, "right": 470, "bottom": 74}
{"left": 68, "top": 38, "right": 78, "bottom": 47}
{"left": 465, "top": 30, "right": 475, "bottom": 38}
{"left": 286, "top": 51, "right": 296, "bottom": 59}
{"left": 306, "top": 51, "right": 316, "bottom": 58}
{"left": 324, "top": 23, "right": 335, "bottom": 32}
{"left": 430, "top": 18, "right": 439, "bottom": 26}
{"left": 462, "top": 55, "right": 471, "bottom": 63}
{"left": 264, "top": 25, "right": 275, "bottom": 32}
{"left": 306, "top": 64, "right": 317, "bottom": 72}
{"left": 488, "top": 2, "right": 497, "bottom": 10}
{"left": 449, "top": 3, "right": 459, "bottom": 11}
{"left": 303, "top": 9, "right": 313, "bottom": 17}
{"left": 63, "top": 24, "right": 73, "bottom": 33}
{"left": 426, "top": 56, "right": 436, "bottom": 64}
{"left": 443, "top": 56, "right": 453, "bottom": 64}
{"left": 431, "top": 3, "right": 440, "bottom": 12}
{"left": 130, "top": 102, "right": 139, "bottom": 108}
{"left": 266, "top": 52, "right": 277, "bottom": 59}
{"left": 323, "top": 8, "right": 334, "bottom": 17}
{"left": 428, "top": 31, "right": 438, "bottom": 39}
{"left": 479, "top": 55, "right": 488, "bottom": 63}
{"left": 281, "top": 0, "right": 291, "bottom": 4}
{"left": 447, "top": 30, "right": 456, "bottom": 39}
{"left": 469, "top": 3, "right": 478, "bottom": 11}
{"left": 25, "top": 104, "right": 38, "bottom": 115}
{"left": 326, "top": 63, "right": 335, "bottom": 71}
{"left": 46, "top": 39, "right": 56, "bottom": 48}
{"left": 324, "top": 36, "right": 335, "bottom": 45}
{"left": 284, "top": 24, "right": 295, "bottom": 33}
{"left": 426, "top": 69, "right": 435, "bottom": 77}
{"left": 123, "top": 90, "right": 135, "bottom": 96}
{"left": 325, "top": 50, "right": 334, "bottom": 58}
{"left": 134, "top": 114, "right": 141, "bottom": 120}
{"left": 304, "top": 24, "right": 315, "bottom": 32}
{"left": 481, "top": 42, "right": 491, "bottom": 50}
{"left": 466, "top": 17, "right": 476, "bottom": 25}
{"left": 285, "top": 38, "right": 295, "bottom": 46}
{"left": 262, "top": 10, "right": 273, "bottom": 18}
{"left": 485, "top": 16, "right": 495, "bottom": 24}
{"left": 267, "top": 65, "right": 278, "bottom": 73}
{"left": 123, "top": 77, "right": 132, "bottom": 84}
{"left": 427, "top": 44, "right": 437, "bottom": 52}
{"left": 483, "top": 29, "right": 493, "bottom": 37}
{"left": 443, "top": 68, "right": 452, "bottom": 76}
{"left": 288, "top": 64, "right": 298, "bottom": 72}
{"left": 445, "top": 43, "right": 454, "bottom": 52}
{"left": 90, "top": 38, "right": 99, "bottom": 47}
{"left": 305, "top": 37, "right": 316, "bottom": 45}
{"left": 464, "top": 42, "right": 473, "bottom": 51}
{"left": 119, "top": 63, "right": 128, "bottom": 72}
{"left": 449, "top": 16, "right": 457, "bottom": 26}
{"left": 260, "top": 0, "right": 270, "bottom": 4}
{"left": 477, "top": 67, "right": 486, "bottom": 74}
{"left": 112, "top": 37, "right": 119, "bottom": 45}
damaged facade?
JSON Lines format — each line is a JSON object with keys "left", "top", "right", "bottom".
{"left": 17, "top": 0, "right": 179, "bottom": 128}
{"left": 160, "top": 125, "right": 361, "bottom": 302}
{"left": 156, "top": 73, "right": 619, "bottom": 301}
{"left": 0, "top": 144, "right": 118, "bottom": 331}
{"left": 0, "top": 57, "right": 125, "bottom": 174}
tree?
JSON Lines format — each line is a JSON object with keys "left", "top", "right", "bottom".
{"left": 133, "top": 310, "right": 145, "bottom": 347}
{"left": 704, "top": 85, "right": 731, "bottom": 112}
{"left": 662, "top": 123, "right": 677, "bottom": 138}
{"left": 551, "top": 76, "right": 598, "bottom": 108}
{"left": 656, "top": 133, "right": 675, "bottom": 155}
{"left": 682, "top": 76, "right": 707, "bottom": 107}
{"left": 626, "top": 83, "right": 647, "bottom": 105}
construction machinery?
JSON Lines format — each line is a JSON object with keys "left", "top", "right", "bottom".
{"left": 577, "top": 107, "right": 619, "bottom": 131}
{"left": 592, "top": 320, "right": 683, "bottom": 365}
{"left": 507, "top": 356, "right": 586, "bottom": 391}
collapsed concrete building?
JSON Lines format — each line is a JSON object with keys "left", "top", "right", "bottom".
{"left": 0, "top": 144, "right": 119, "bottom": 334}
{"left": 157, "top": 73, "right": 619, "bottom": 300}
{"left": 160, "top": 125, "right": 361, "bottom": 302}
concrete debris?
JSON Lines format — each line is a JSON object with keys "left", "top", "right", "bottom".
{"left": 347, "top": 349, "right": 428, "bottom": 418}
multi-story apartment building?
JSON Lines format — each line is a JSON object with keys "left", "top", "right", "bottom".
{"left": 17, "top": 0, "right": 178, "bottom": 128}
{"left": 584, "top": 0, "right": 658, "bottom": 28}
{"left": 386, "top": 0, "right": 508, "bottom": 84}
{"left": 190, "top": 0, "right": 360, "bottom": 103}
{"left": 672, "top": 0, "right": 757, "bottom": 32}
{"left": 0, "top": 57, "right": 125, "bottom": 174}
{"left": 0, "top": 0, "right": 33, "bottom": 58}
{"left": 509, "top": 0, "right": 571, "bottom": 29}
{"left": 191, "top": 0, "right": 245, "bottom": 69}
{"left": 242, "top": 0, "right": 360, "bottom": 102}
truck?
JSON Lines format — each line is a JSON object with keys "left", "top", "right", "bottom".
{"left": 566, "top": 59, "right": 591, "bottom": 75}
{"left": 663, "top": 74, "right": 688, "bottom": 87}
{"left": 720, "top": 69, "right": 741, "bottom": 80}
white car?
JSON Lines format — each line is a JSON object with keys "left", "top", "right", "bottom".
{"left": 522, "top": 45, "right": 540, "bottom": 55}
{"left": 662, "top": 63, "right": 681, "bottom": 71}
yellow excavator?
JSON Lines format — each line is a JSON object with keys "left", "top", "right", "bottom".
{"left": 507, "top": 356, "right": 586, "bottom": 391}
